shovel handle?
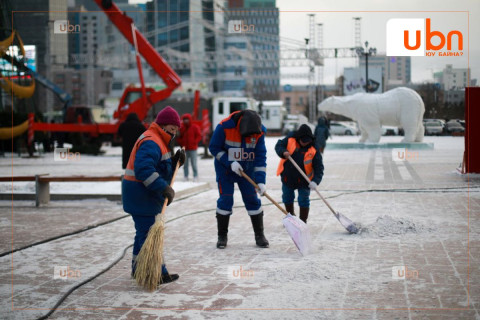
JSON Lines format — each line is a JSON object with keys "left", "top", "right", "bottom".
{"left": 239, "top": 170, "right": 289, "bottom": 215}
{"left": 286, "top": 155, "right": 336, "bottom": 215}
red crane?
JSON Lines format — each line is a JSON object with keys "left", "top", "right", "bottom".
{"left": 29, "top": 0, "right": 182, "bottom": 143}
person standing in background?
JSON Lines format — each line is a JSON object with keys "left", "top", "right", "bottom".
{"left": 118, "top": 113, "right": 146, "bottom": 169}
{"left": 314, "top": 116, "right": 330, "bottom": 154}
{"left": 177, "top": 114, "right": 202, "bottom": 181}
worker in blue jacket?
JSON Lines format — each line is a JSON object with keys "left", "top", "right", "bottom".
{"left": 209, "top": 110, "right": 269, "bottom": 249}
{"left": 275, "top": 124, "right": 324, "bottom": 223}
{"left": 122, "top": 106, "right": 185, "bottom": 285}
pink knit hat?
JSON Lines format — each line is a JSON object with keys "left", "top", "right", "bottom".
{"left": 155, "top": 106, "right": 181, "bottom": 127}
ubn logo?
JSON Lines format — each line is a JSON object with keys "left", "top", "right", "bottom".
{"left": 228, "top": 20, "right": 255, "bottom": 34}
{"left": 54, "top": 20, "right": 80, "bottom": 34}
{"left": 54, "top": 266, "right": 81, "bottom": 280}
{"left": 54, "top": 148, "right": 81, "bottom": 161}
{"left": 228, "top": 148, "right": 255, "bottom": 161}
{"left": 392, "top": 148, "right": 418, "bottom": 162}
{"left": 392, "top": 266, "right": 419, "bottom": 280}
{"left": 227, "top": 265, "right": 255, "bottom": 280}
{"left": 386, "top": 18, "right": 463, "bottom": 56}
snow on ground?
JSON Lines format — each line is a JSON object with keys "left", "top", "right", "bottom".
{"left": 0, "top": 181, "right": 203, "bottom": 194}
{"left": 1, "top": 135, "right": 479, "bottom": 319}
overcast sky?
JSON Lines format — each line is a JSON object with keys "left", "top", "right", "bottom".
{"left": 130, "top": 0, "right": 479, "bottom": 86}
{"left": 276, "top": 0, "right": 479, "bottom": 85}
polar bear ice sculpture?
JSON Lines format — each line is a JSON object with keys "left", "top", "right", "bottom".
{"left": 318, "top": 87, "right": 425, "bottom": 143}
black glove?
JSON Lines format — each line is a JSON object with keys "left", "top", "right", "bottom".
{"left": 172, "top": 149, "right": 186, "bottom": 168}
{"left": 162, "top": 185, "right": 175, "bottom": 206}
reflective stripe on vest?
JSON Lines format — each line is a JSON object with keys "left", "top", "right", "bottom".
{"left": 124, "top": 126, "right": 170, "bottom": 183}
{"left": 276, "top": 137, "right": 316, "bottom": 180}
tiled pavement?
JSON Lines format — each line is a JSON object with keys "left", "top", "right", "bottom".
{"left": 1, "top": 137, "right": 479, "bottom": 319}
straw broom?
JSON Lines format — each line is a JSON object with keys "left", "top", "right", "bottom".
{"left": 134, "top": 152, "right": 182, "bottom": 291}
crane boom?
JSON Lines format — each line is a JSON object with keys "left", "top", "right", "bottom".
{"left": 93, "top": 0, "right": 182, "bottom": 121}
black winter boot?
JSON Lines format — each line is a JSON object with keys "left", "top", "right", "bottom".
{"left": 216, "top": 213, "right": 230, "bottom": 249}
{"left": 160, "top": 273, "right": 179, "bottom": 284}
{"left": 250, "top": 213, "right": 269, "bottom": 248}
{"left": 299, "top": 207, "right": 310, "bottom": 224}
{"left": 285, "top": 203, "right": 295, "bottom": 216}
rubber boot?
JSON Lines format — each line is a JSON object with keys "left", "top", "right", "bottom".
{"left": 159, "top": 265, "right": 179, "bottom": 284}
{"left": 250, "top": 213, "right": 269, "bottom": 248}
{"left": 216, "top": 213, "right": 230, "bottom": 249}
{"left": 299, "top": 207, "right": 310, "bottom": 224}
{"left": 285, "top": 203, "right": 295, "bottom": 216}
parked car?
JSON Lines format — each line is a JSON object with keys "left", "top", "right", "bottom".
{"left": 329, "top": 122, "right": 359, "bottom": 135}
{"left": 282, "top": 121, "right": 298, "bottom": 135}
{"left": 424, "top": 121, "right": 444, "bottom": 135}
{"left": 382, "top": 126, "right": 399, "bottom": 136}
{"left": 445, "top": 120, "right": 465, "bottom": 134}
{"left": 424, "top": 118, "right": 446, "bottom": 126}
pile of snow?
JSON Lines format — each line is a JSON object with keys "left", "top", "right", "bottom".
{"left": 358, "top": 215, "right": 435, "bottom": 237}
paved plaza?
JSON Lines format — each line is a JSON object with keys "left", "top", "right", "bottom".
{"left": 0, "top": 136, "right": 479, "bottom": 319}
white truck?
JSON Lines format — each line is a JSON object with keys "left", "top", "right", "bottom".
{"left": 212, "top": 97, "right": 287, "bottom": 134}
{"left": 258, "top": 100, "right": 286, "bottom": 133}
{"left": 212, "top": 97, "right": 258, "bottom": 129}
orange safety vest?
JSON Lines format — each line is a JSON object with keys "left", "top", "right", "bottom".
{"left": 221, "top": 111, "right": 264, "bottom": 149}
{"left": 123, "top": 123, "right": 171, "bottom": 182}
{"left": 276, "top": 137, "right": 316, "bottom": 180}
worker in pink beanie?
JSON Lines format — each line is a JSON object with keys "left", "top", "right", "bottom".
{"left": 123, "top": 106, "right": 185, "bottom": 285}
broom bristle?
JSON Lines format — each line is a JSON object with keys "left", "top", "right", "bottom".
{"left": 134, "top": 215, "right": 165, "bottom": 291}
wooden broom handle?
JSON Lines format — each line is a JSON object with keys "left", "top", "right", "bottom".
{"left": 239, "top": 170, "right": 289, "bottom": 215}
{"left": 159, "top": 147, "right": 184, "bottom": 216}
{"left": 286, "top": 155, "right": 336, "bottom": 215}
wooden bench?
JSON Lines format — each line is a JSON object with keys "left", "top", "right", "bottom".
{"left": 0, "top": 175, "right": 122, "bottom": 206}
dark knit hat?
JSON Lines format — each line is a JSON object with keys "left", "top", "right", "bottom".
{"left": 155, "top": 106, "right": 181, "bottom": 127}
{"left": 238, "top": 110, "right": 262, "bottom": 137}
{"left": 294, "top": 124, "right": 314, "bottom": 143}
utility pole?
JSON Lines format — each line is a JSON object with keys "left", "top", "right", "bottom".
{"left": 307, "top": 14, "right": 316, "bottom": 123}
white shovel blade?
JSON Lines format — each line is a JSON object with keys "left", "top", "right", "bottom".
{"left": 335, "top": 212, "right": 359, "bottom": 234}
{"left": 282, "top": 213, "right": 312, "bottom": 255}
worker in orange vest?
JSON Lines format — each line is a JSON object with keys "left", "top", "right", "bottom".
{"left": 275, "top": 124, "right": 324, "bottom": 223}
{"left": 122, "top": 106, "right": 185, "bottom": 284}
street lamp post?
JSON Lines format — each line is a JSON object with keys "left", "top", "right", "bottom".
{"left": 356, "top": 41, "right": 377, "bottom": 92}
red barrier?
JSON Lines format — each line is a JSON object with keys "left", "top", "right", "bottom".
{"left": 465, "top": 87, "right": 480, "bottom": 173}
{"left": 28, "top": 113, "right": 34, "bottom": 146}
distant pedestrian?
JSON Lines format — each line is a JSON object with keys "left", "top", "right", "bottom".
{"left": 118, "top": 113, "right": 146, "bottom": 169}
{"left": 314, "top": 116, "right": 330, "bottom": 154}
{"left": 177, "top": 114, "right": 202, "bottom": 181}
{"left": 275, "top": 124, "right": 324, "bottom": 223}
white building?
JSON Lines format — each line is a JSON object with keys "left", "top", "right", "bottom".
{"left": 434, "top": 64, "right": 471, "bottom": 90}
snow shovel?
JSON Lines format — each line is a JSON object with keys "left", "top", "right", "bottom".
{"left": 286, "top": 155, "right": 359, "bottom": 234}
{"left": 240, "top": 170, "right": 311, "bottom": 255}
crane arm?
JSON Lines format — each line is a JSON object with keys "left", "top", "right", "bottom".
{"left": 93, "top": 0, "right": 181, "bottom": 104}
